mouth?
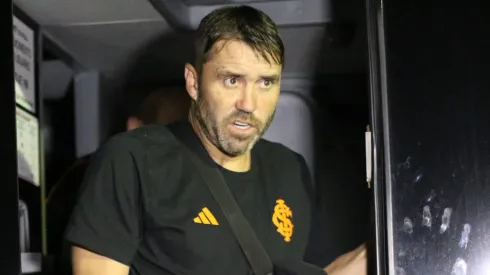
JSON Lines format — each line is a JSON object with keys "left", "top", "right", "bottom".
{"left": 231, "top": 120, "right": 254, "bottom": 130}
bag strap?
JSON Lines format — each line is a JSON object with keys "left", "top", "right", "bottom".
{"left": 190, "top": 156, "right": 274, "bottom": 275}
{"left": 165, "top": 122, "right": 273, "bottom": 274}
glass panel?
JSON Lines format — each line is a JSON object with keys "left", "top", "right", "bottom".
{"left": 369, "top": 0, "right": 490, "bottom": 274}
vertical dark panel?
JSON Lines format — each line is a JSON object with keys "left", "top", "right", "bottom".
{"left": 0, "top": 0, "right": 21, "bottom": 274}
{"left": 369, "top": 0, "right": 490, "bottom": 274}
{"left": 13, "top": 8, "right": 46, "bottom": 275}
{"left": 365, "top": 0, "right": 388, "bottom": 274}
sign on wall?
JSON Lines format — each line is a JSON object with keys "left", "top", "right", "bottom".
{"left": 16, "top": 106, "right": 40, "bottom": 187}
{"left": 13, "top": 16, "right": 36, "bottom": 113}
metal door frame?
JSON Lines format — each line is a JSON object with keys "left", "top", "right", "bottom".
{"left": 1, "top": 0, "right": 21, "bottom": 273}
{"left": 366, "top": 0, "right": 393, "bottom": 274}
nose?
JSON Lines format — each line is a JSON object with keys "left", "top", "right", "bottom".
{"left": 235, "top": 86, "right": 257, "bottom": 113}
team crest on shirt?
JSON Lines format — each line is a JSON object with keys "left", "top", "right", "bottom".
{"left": 272, "top": 199, "right": 294, "bottom": 242}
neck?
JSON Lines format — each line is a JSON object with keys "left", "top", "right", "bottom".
{"left": 189, "top": 115, "right": 251, "bottom": 172}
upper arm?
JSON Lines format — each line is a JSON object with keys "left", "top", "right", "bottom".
{"left": 65, "top": 136, "right": 143, "bottom": 269}
{"left": 72, "top": 246, "right": 129, "bottom": 275}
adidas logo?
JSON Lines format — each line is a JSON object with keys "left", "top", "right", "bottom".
{"left": 193, "top": 207, "right": 219, "bottom": 226}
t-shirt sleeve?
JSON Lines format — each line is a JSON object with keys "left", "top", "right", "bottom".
{"left": 64, "top": 136, "right": 143, "bottom": 265}
{"left": 295, "top": 153, "right": 333, "bottom": 268}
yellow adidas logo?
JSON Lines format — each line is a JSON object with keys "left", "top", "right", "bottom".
{"left": 193, "top": 207, "right": 219, "bottom": 226}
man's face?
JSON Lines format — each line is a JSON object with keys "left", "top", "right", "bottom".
{"left": 192, "top": 40, "right": 282, "bottom": 156}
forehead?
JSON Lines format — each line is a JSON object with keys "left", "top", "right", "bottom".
{"left": 205, "top": 40, "right": 282, "bottom": 74}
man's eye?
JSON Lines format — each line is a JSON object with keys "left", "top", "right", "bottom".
{"left": 224, "top": 77, "right": 239, "bottom": 87}
{"left": 260, "top": 79, "right": 273, "bottom": 88}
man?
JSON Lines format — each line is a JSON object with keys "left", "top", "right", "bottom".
{"left": 124, "top": 86, "right": 191, "bottom": 130}
{"left": 65, "top": 5, "right": 367, "bottom": 275}
{"left": 46, "top": 86, "right": 190, "bottom": 273}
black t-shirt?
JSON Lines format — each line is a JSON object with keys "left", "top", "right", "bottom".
{"left": 65, "top": 121, "right": 325, "bottom": 275}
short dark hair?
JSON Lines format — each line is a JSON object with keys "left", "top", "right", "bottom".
{"left": 113, "top": 85, "right": 190, "bottom": 134}
{"left": 194, "top": 5, "right": 285, "bottom": 72}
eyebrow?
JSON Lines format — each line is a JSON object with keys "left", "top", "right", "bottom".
{"left": 216, "top": 69, "right": 280, "bottom": 82}
{"left": 261, "top": 74, "right": 281, "bottom": 82}
{"left": 216, "top": 70, "right": 243, "bottom": 78}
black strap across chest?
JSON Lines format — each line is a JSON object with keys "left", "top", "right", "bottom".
{"left": 167, "top": 122, "right": 274, "bottom": 275}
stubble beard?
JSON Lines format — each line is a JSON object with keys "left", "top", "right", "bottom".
{"left": 192, "top": 92, "right": 275, "bottom": 157}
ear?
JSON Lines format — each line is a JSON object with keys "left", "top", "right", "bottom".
{"left": 126, "top": 116, "right": 143, "bottom": 131}
{"left": 184, "top": 63, "right": 199, "bottom": 101}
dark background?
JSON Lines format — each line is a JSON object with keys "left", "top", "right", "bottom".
{"left": 380, "top": 1, "right": 490, "bottom": 274}
{"left": 1, "top": 1, "right": 22, "bottom": 274}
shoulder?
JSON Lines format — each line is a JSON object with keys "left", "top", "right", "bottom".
{"left": 97, "top": 125, "right": 177, "bottom": 156}
{"left": 255, "top": 138, "right": 314, "bottom": 194}
{"left": 255, "top": 138, "right": 307, "bottom": 167}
